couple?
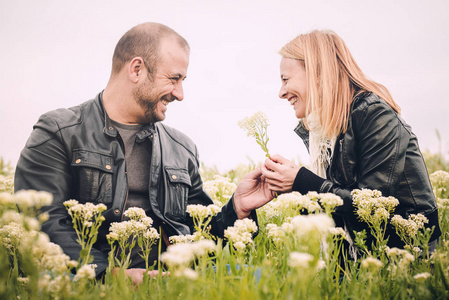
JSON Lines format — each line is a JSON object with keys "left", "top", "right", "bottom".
{"left": 14, "top": 22, "right": 440, "bottom": 284}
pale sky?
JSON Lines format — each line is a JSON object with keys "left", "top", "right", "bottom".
{"left": 1, "top": 0, "right": 448, "bottom": 172}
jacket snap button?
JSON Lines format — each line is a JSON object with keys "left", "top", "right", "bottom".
{"left": 114, "top": 209, "right": 120, "bottom": 215}
{"left": 75, "top": 159, "right": 81, "bottom": 164}
{"left": 172, "top": 175, "right": 177, "bottom": 180}
{"left": 105, "top": 165, "right": 111, "bottom": 170}
{"left": 109, "top": 126, "right": 113, "bottom": 130}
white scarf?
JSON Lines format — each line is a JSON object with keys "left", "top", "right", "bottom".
{"left": 306, "top": 112, "right": 336, "bottom": 178}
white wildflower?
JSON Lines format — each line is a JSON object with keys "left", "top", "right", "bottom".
{"left": 288, "top": 252, "right": 314, "bottom": 269}
{"left": 361, "top": 257, "right": 383, "bottom": 272}
{"left": 238, "top": 111, "right": 271, "bottom": 157}
{"left": 174, "top": 268, "right": 198, "bottom": 280}
{"left": 318, "top": 193, "right": 343, "bottom": 212}
{"left": 74, "top": 264, "right": 97, "bottom": 281}
{"left": 203, "top": 175, "right": 237, "bottom": 206}
{"left": 224, "top": 218, "right": 257, "bottom": 252}
{"left": 170, "top": 234, "right": 196, "bottom": 244}
{"left": 14, "top": 190, "right": 53, "bottom": 209}
{"left": 413, "top": 272, "right": 431, "bottom": 283}
{"left": 290, "top": 213, "right": 334, "bottom": 238}
{"left": 124, "top": 207, "right": 147, "bottom": 221}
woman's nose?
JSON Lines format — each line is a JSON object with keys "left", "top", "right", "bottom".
{"left": 279, "top": 87, "right": 287, "bottom": 99}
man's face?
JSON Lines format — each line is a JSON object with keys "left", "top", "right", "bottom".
{"left": 134, "top": 38, "right": 189, "bottom": 123}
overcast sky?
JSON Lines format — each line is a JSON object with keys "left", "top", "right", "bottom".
{"left": 1, "top": 0, "right": 448, "bottom": 172}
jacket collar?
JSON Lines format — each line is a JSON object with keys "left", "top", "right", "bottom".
{"left": 96, "top": 91, "right": 117, "bottom": 137}
{"left": 294, "top": 119, "right": 310, "bottom": 152}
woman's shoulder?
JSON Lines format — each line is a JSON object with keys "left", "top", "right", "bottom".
{"left": 349, "top": 92, "right": 402, "bottom": 133}
{"left": 351, "top": 92, "right": 385, "bottom": 110}
{"left": 350, "top": 92, "right": 396, "bottom": 117}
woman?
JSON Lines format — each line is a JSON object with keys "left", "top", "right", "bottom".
{"left": 261, "top": 30, "right": 440, "bottom": 252}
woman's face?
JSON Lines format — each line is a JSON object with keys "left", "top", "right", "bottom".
{"left": 279, "top": 57, "right": 307, "bottom": 119}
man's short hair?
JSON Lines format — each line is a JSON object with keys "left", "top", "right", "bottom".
{"left": 111, "top": 22, "right": 189, "bottom": 75}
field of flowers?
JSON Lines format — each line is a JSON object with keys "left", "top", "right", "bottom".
{"left": 1, "top": 153, "right": 449, "bottom": 299}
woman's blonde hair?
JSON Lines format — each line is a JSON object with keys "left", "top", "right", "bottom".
{"left": 279, "top": 30, "right": 400, "bottom": 139}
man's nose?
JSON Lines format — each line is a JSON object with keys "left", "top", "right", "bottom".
{"left": 173, "top": 82, "right": 184, "bottom": 101}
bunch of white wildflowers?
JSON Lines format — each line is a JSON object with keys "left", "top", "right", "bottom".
{"left": 29, "top": 232, "right": 78, "bottom": 274}
{"left": 0, "top": 158, "right": 14, "bottom": 194}
{"left": 224, "top": 218, "right": 258, "bottom": 255}
{"left": 413, "top": 272, "right": 432, "bottom": 283}
{"left": 391, "top": 213, "right": 430, "bottom": 249}
{"left": 203, "top": 175, "right": 237, "bottom": 207}
{"left": 169, "top": 233, "right": 197, "bottom": 244}
{"left": 123, "top": 207, "right": 147, "bottom": 220}
{"left": 351, "top": 189, "right": 399, "bottom": 248}
{"left": 160, "top": 239, "right": 217, "bottom": 279}
{"left": 1, "top": 209, "right": 43, "bottom": 233}
{"left": 259, "top": 192, "right": 321, "bottom": 221}
{"left": 329, "top": 227, "right": 349, "bottom": 241}
{"left": 429, "top": 170, "right": 449, "bottom": 235}
{"left": 352, "top": 189, "right": 399, "bottom": 224}
{"left": 238, "top": 111, "right": 271, "bottom": 157}
{"left": 289, "top": 213, "right": 334, "bottom": 256}
{"left": 385, "top": 246, "right": 415, "bottom": 276}
{"left": 437, "top": 197, "right": 449, "bottom": 210}
{"left": 186, "top": 204, "right": 220, "bottom": 240}
{"left": 107, "top": 207, "right": 160, "bottom": 270}
{"left": 314, "top": 192, "right": 344, "bottom": 216}
{"left": 64, "top": 200, "right": 106, "bottom": 266}
{"left": 290, "top": 213, "right": 335, "bottom": 239}
{"left": 360, "top": 256, "right": 383, "bottom": 273}
{"left": 0, "top": 174, "right": 14, "bottom": 194}
{"left": 73, "top": 263, "right": 97, "bottom": 284}
{"left": 0, "top": 193, "right": 16, "bottom": 215}
{"left": 1, "top": 211, "right": 77, "bottom": 293}
{"left": 288, "top": 251, "right": 314, "bottom": 269}
{"left": 38, "top": 273, "right": 73, "bottom": 297}
{"left": 266, "top": 222, "right": 294, "bottom": 245}
{"left": 12, "top": 190, "right": 52, "bottom": 225}
{"left": 430, "top": 170, "right": 449, "bottom": 199}
{"left": 137, "top": 217, "right": 160, "bottom": 269}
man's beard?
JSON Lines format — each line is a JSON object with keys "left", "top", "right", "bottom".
{"left": 133, "top": 78, "right": 163, "bottom": 123}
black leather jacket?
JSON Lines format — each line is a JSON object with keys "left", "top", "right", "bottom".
{"left": 292, "top": 92, "right": 440, "bottom": 247}
{"left": 14, "top": 92, "right": 253, "bottom": 275}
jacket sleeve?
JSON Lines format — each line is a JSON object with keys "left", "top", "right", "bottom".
{"left": 185, "top": 147, "right": 258, "bottom": 239}
{"left": 14, "top": 115, "right": 109, "bottom": 276}
{"left": 292, "top": 100, "right": 409, "bottom": 215}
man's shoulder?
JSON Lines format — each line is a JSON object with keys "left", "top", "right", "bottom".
{"left": 34, "top": 98, "right": 100, "bottom": 133}
{"left": 156, "top": 123, "right": 197, "bottom": 155}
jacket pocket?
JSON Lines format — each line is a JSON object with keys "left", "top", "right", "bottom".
{"left": 165, "top": 167, "right": 191, "bottom": 222}
{"left": 71, "top": 149, "right": 113, "bottom": 204}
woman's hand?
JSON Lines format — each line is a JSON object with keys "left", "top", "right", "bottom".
{"left": 261, "top": 154, "right": 301, "bottom": 193}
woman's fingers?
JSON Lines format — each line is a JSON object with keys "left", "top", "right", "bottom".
{"left": 269, "top": 154, "right": 290, "bottom": 165}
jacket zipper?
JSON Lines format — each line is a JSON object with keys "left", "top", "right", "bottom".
{"left": 115, "top": 134, "right": 129, "bottom": 260}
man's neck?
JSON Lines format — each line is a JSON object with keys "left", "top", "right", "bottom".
{"left": 102, "top": 83, "right": 142, "bottom": 125}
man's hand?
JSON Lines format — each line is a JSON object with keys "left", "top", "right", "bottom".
{"left": 233, "top": 167, "right": 276, "bottom": 219}
{"left": 261, "top": 154, "right": 300, "bottom": 193}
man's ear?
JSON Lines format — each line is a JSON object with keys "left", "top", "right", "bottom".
{"left": 128, "top": 57, "right": 144, "bottom": 83}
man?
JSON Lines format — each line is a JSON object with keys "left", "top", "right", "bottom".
{"left": 14, "top": 22, "right": 274, "bottom": 284}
